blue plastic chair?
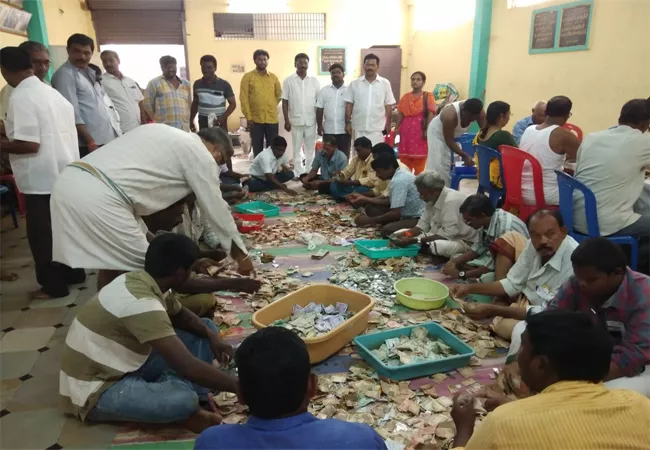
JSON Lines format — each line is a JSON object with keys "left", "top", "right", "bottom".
{"left": 450, "top": 133, "right": 477, "bottom": 190}
{"left": 0, "top": 184, "right": 18, "bottom": 228}
{"left": 475, "top": 145, "right": 506, "bottom": 207}
{"left": 555, "top": 170, "right": 638, "bottom": 270}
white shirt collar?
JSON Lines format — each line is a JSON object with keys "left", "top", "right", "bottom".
{"left": 540, "top": 236, "right": 575, "bottom": 272}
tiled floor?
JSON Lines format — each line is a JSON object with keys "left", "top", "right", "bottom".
{"left": 0, "top": 150, "right": 258, "bottom": 449}
{"left": 0, "top": 216, "right": 121, "bottom": 449}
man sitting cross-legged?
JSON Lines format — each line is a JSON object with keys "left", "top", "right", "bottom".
{"left": 451, "top": 310, "right": 650, "bottom": 449}
{"left": 329, "top": 136, "right": 377, "bottom": 200}
{"left": 195, "top": 327, "right": 387, "bottom": 449}
{"left": 345, "top": 143, "right": 409, "bottom": 217}
{"left": 450, "top": 209, "right": 577, "bottom": 341}
{"left": 442, "top": 194, "right": 529, "bottom": 283}
{"left": 300, "top": 134, "right": 348, "bottom": 194}
{"left": 246, "top": 136, "right": 297, "bottom": 195}
{"left": 354, "top": 153, "right": 425, "bottom": 237}
{"left": 60, "top": 233, "right": 236, "bottom": 432}
{"left": 392, "top": 171, "right": 477, "bottom": 262}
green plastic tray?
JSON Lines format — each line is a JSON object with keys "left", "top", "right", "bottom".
{"left": 234, "top": 201, "right": 280, "bottom": 217}
{"left": 354, "top": 322, "right": 475, "bottom": 380}
{"left": 355, "top": 239, "right": 419, "bottom": 259}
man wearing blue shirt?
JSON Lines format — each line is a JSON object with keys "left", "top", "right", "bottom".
{"left": 301, "top": 135, "right": 348, "bottom": 194}
{"left": 195, "top": 327, "right": 386, "bottom": 450}
{"left": 512, "top": 101, "right": 546, "bottom": 145}
{"left": 354, "top": 153, "right": 425, "bottom": 237}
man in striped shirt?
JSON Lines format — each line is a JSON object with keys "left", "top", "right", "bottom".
{"left": 451, "top": 310, "right": 650, "bottom": 449}
{"left": 443, "top": 194, "right": 529, "bottom": 282}
{"left": 60, "top": 234, "right": 235, "bottom": 432}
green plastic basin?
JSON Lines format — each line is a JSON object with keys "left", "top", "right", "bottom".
{"left": 394, "top": 278, "right": 449, "bottom": 310}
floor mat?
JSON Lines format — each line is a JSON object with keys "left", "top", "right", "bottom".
{"left": 111, "top": 200, "right": 499, "bottom": 446}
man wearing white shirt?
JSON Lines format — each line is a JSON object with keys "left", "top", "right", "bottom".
{"left": 393, "top": 172, "right": 477, "bottom": 259}
{"left": 247, "top": 136, "right": 297, "bottom": 195}
{"left": 316, "top": 63, "right": 350, "bottom": 157}
{"left": 100, "top": 50, "right": 146, "bottom": 133}
{"left": 450, "top": 210, "right": 578, "bottom": 342}
{"left": 281, "top": 53, "right": 320, "bottom": 176}
{"left": 573, "top": 99, "right": 650, "bottom": 274}
{"left": 0, "top": 47, "right": 85, "bottom": 298}
{"left": 344, "top": 53, "right": 396, "bottom": 146}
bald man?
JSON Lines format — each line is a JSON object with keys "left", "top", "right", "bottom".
{"left": 512, "top": 101, "right": 546, "bottom": 145}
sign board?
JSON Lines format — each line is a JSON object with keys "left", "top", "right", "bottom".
{"left": 531, "top": 10, "right": 557, "bottom": 50}
{"left": 529, "top": 0, "right": 593, "bottom": 54}
{"left": 318, "top": 47, "right": 346, "bottom": 75}
{"left": 559, "top": 3, "right": 591, "bottom": 48}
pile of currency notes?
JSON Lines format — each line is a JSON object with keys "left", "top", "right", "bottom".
{"left": 274, "top": 302, "right": 353, "bottom": 338}
{"left": 372, "top": 327, "right": 457, "bottom": 366}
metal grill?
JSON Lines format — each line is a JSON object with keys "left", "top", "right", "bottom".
{"left": 214, "top": 13, "right": 326, "bottom": 40}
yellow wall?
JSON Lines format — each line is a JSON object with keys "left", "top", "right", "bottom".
{"left": 486, "top": 0, "right": 650, "bottom": 134}
{"left": 41, "top": 0, "right": 96, "bottom": 46}
{"left": 405, "top": 0, "right": 475, "bottom": 99}
{"left": 184, "top": 0, "right": 408, "bottom": 130}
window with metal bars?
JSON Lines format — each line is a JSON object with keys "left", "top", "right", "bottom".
{"left": 213, "top": 13, "right": 326, "bottom": 40}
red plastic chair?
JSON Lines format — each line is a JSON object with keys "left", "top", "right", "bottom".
{"left": 500, "top": 145, "right": 557, "bottom": 222}
{"left": 562, "top": 123, "right": 583, "bottom": 143}
{"left": 0, "top": 174, "right": 25, "bottom": 217}
{"left": 384, "top": 130, "right": 396, "bottom": 147}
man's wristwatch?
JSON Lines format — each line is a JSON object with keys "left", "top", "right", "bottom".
{"left": 458, "top": 271, "right": 467, "bottom": 280}
{"left": 416, "top": 237, "right": 422, "bottom": 245}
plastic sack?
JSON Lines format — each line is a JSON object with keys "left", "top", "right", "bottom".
{"left": 432, "top": 83, "right": 459, "bottom": 111}
{"left": 298, "top": 232, "right": 328, "bottom": 251}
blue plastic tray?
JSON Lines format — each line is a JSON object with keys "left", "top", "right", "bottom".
{"left": 234, "top": 201, "right": 280, "bottom": 217}
{"left": 354, "top": 322, "right": 475, "bottom": 380}
{"left": 355, "top": 239, "right": 419, "bottom": 259}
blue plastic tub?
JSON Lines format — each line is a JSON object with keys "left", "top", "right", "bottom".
{"left": 355, "top": 239, "right": 420, "bottom": 259}
{"left": 234, "top": 201, "right": 280, "bottom": 217}
{"left": 354, "top": 322, "right": 475, "bottom": 380}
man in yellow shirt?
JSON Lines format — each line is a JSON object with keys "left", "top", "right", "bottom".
{"left": 451, "top": 309, "right": 650, "bottom": 449}
{"left": 240, "top": 49, "right": 282, "bottom": 157}
{"left": 329, "top": 137, "right": 377, "bottom": 200}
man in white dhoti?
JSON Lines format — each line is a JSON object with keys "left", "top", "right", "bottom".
{"left": 392, "top": 171, "right": 477, "bottom": 259}
{"left": 51, "top": 124, "right": 253, "bottom": 288}
{"left": 425, "top": 98, "right": 484, "bottom": 186}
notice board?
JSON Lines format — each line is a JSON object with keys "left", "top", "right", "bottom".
{"left": 529, "top": 0, "right": 593, "bottom": 54}
{"left": 318, "top": 47, "right": 346, "bottom": 75}
{"left": 531, "top": 9, "right": 558, "bottom": 50}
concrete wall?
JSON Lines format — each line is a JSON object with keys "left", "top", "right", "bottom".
{"left": 486, "top": 0, "right": 650, "bottom": 134}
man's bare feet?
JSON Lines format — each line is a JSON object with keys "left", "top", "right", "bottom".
{"left": 181, "top": 409, "right": 222, "bottom": 433}
{"left": 30, "top": 289, "right": 52, "bottom": 300}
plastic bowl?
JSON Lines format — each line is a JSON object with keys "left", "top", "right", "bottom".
{"left": 394, "top": 278, "right": 448, "bottom": 310}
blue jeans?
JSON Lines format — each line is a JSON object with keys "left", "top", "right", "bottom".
{"left": 329, "top": 182, "right": 371, "bottom": 200}
{"left": 87, "top": 318, "right": 218, "bottom": 423}
{"left": 247, "top": 171, "right": 295, "bottom": 192}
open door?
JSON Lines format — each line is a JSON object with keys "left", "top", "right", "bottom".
{"left": 360, "top": 46, "right": 402, "bottom": 101}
